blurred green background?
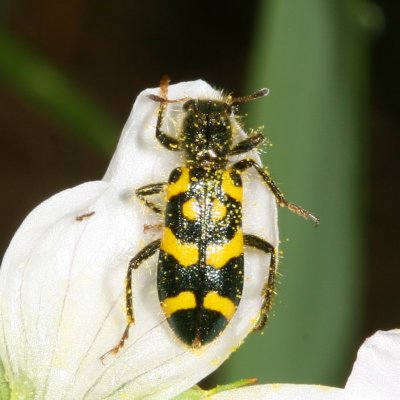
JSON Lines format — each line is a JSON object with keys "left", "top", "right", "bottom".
{"left": 0, "top": 0, "right": 398, "bottom": 392}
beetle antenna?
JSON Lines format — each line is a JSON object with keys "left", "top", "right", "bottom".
{"left": 148, "top": 75, "right": 191, "bottom": 103}
{"left": 148, "top": 94, "right": 191, "bottom": 103}
{"left": 160, "top": 74, "right": 170, "bottom": 98}
{"left": 230, "top": 88, "right": 269, "bottom": 105}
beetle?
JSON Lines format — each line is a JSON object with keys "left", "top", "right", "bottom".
{"left": 102, "top": 77, "right": 318, "bottom": 358}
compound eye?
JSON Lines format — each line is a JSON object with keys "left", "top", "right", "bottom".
{"left": 183, "top": 99, "right": 195, "bottom": 112}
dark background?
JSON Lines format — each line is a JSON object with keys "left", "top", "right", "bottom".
{"left": 0, "top": 0, "right": 399, "bottom": 385}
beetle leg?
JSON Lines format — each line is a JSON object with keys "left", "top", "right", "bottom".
{"left": 75, "top": 211, "right": 95, "bottom": 221}
{"left": 149, "top": 78, "right": 182, "bottom": 151}
{"left": 143, "top": 223, "right": 164, "bottom": 233}
{"left": 228, "top": 132, "right": 264, "bottom": 155}
{"left": 136, "top": 183, "right": 166, "bottom": 214}
{"left": 154, "top": 102, "right": 182, "bottom": 150}
{"left": 244, "top": 234, "right": 277, "bottom": 331}
{"left": 233, "top": 158, "right": 319, "bottom": 225}
{"left": 125, "top": 239, "right": 161, "bottom": 327}
{"left": 100, "top": 239, "right": 161, "bottom": 362}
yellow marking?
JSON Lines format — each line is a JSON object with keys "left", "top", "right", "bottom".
{"left": 167, "top": 167, "right": 190, "bottom": 199}
{"left": 162, "top": 291, "right": 196, "bottom": 317}
{"left": 221, "top": 170, "right": 242, "bottom": 202}
{"left": 160, "top": 227, "right": 199, "bottom": 267}
{"left": 211, "top": 198, "right": 227, "bottom": 222}
{"left": 182, "top": 198, "right": 199, "bottom": 220}
{"left": 203, "top": 291, "right": 236, "bottom": 320}
{"left": 206, "top": 229, "right": 243, "bottom": 268}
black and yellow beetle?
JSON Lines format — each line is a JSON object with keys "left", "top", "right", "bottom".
{"left": 102, "top": 77, "right": 318, "bottom": 358}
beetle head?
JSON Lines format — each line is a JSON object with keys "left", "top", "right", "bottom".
{"left": 181, "top": 99, "right": 233, "bottom": 166}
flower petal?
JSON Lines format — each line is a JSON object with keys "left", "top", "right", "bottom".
{"left": 95, "top": 81, "right": 279, "bottom": 398}
{"left": 0, "top": 181, "right": 133, "bottom": 398}
{"left": 345, "top": 329, "right": 400, "bottom": 400}
{"left": 211, "top": 384, "right": 344, "bottom": 400}
{"left": 0, "top": 80, "right": 278, "bottom": 399}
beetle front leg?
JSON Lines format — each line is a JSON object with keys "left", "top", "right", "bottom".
{"left": 154, "top": 102, "right": 182, "bottom": 151}
{"left": 100, "top": 239, "right": 161, "bottom": 362}
{"left": 149, "top": 79, "right": 182, "bottom": 151}
{"left": 233, "top": 158, "right": 319, "bottom": 225}
{"left": 244, "top": 234, "right": 277, "bottom": 331}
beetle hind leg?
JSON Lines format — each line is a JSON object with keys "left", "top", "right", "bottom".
{"left": 244, "top": 234, "right": 277, "bottom": 332}
{"left": 100, "top": 239, "right": 161, "bottom": 362}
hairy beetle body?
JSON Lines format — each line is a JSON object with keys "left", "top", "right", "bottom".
{"left": 158, "top": 166, "right": 243, "bottom": 346}
{"left": 101, "top": 78, "right": 318, "bottom": 359}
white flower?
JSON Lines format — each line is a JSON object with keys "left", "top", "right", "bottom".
{"left": 211, "top": 329, "right": 400, "bottom": 400}
{"left": 0, "top": 81, "right": 278, "bottom": 399}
